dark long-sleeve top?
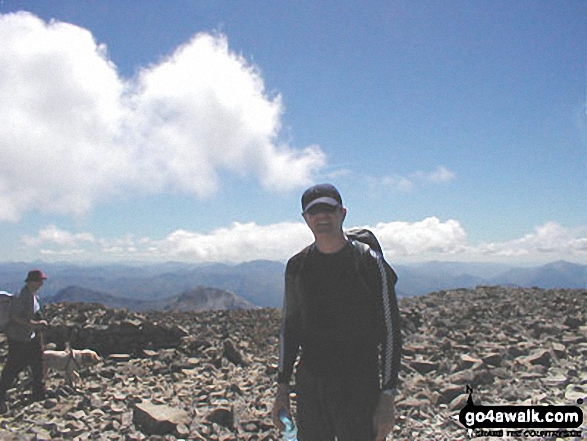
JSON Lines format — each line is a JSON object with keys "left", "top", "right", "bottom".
{"left": 6, "top": 285, "right": 39, "bottom": 342}
{"left": 277, "top": 239, "right": 402, "bottom": 391}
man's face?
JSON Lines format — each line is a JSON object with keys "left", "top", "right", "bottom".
{"left": 303, "top": 204, "right": 347, "bottom": 237}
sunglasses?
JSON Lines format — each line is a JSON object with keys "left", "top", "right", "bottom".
{"left": 305, "top": 204, "right": 339, "bottom": 215}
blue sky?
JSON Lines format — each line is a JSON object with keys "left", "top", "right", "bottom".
{"left": 0, "top": 0, "right": 585, "bottom": 265}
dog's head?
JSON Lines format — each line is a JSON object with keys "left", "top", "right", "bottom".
{"left": 74, "top": 349, "right": 101, "bottom": 364}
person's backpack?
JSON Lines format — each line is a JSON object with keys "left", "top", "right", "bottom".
{"left": 345, "top": 227, "right": 397, "bottom": 281}
{"left": 345, "top": 227, "right": 384, "bottom": 256}
{"left": 299, "top": 227, "right": 391, "bottom": 277}
{"left": 0, "top": 291, "right": 14, "bottom": 332}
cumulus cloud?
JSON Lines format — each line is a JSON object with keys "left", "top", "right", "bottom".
{"left": 22, "top": 224, "right": 95, "bottom": 247}
{"left": 0, "top": 12, "right": 326, "bottom": 221}
{"left": 371, "top": 217, "right": 468, "bottom": 257}
{"left": 476, "top": 222, "right": 587, "bottom": 258}
{"left": 125, "top": 32, "right": 325, "bottom": 195}
{"left": 153, "top": 222, "right": 313, "bottom": 262}
{"left": 0, "top": 13, "right": 126, "bottom": 220}
{"left": 19, "top": 218, "right": 586, "bottom": 264}
{"left": 21, "top": 224, "right": 95, "bottom": 257}
{"left": 22, "top": 221, "right": 314, "bottom": 262}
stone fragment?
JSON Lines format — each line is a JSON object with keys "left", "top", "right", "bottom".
{"left": 523, "top": 349, "right": 551, "bottom": 367}
{"left": 564, "top": 316, "right": 582, "bottom": 328}
{"left": 109, "top": 353, "right": 131, "bottom": 362}
{"left": 69, "top": 410, "right": 86, "bottom": 419}
{"left": 409, "top": 360, "right": 438, "bottom": 375}
{"left": 459, "top": 354, "right": 483, "bottom": 369}
{"left": 43, "top": 399, "right": 58, "bottom": 409}
{"left": 565, "top": 385, "right": 587, "bottom": 402}
{"left": 31, "top": 428, "right": 52, "bottom": 441}
{"left": 436, "top": 385, "right": 466, "bottom": 405}
{"left": 133, "top": 401, "right": 190, "bottom": 436}
{"left": 207, "top": 407, "right": 234, "bottom": 428}
{"left": 223, "top": 339, "right": 247, "bottom": 366}
{"left": 544, "top": 374, "right": 569, "bottom": 386}
{"left": 482, "top": 353, "right": 502, "bottom": 366}
{"left": 448, "top": 393, "right": 469, "bottom": 411}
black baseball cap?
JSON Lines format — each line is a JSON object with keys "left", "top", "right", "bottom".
{"left": 301, "top": 183, "right": 343, "bottom": 214}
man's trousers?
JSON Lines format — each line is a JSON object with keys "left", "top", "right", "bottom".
{"left": 295, "top": 365, "right": 380, "bottom": 441}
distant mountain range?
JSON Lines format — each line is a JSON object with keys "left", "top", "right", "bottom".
{"left": 0, "top": 260, "right": 284, "bottom": 307}
{"left": 0, "top": 259, "right": 584, "bottom": 309}
{"left": 48, "top": 285, "right": 255, "bottom": 312}
{"left": 394, "top": 260, "right": 586, "bottom": 296}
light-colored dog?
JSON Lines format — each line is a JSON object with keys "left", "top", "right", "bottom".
{"left": 43, "top": 345, "right": 101, "bottom": 387}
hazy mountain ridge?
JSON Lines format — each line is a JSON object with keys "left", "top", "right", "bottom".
{"left": 394, "top": 260, "right": 585, "bottom": 296}
{"left": 489, "top": 260, "right": 587, "bottom": 288}
{"left": 0, "top": 259, "right": 584, "bottom": 308}
{"left": 49, "top": 285, "right": 256, "bottom": 312}
{"left": 0, "top": 260, "right": 285, "bottom": 308}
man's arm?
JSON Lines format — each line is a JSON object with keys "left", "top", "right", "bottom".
{"left": 10, "top": 314, "right": 47, "bottom": 329}
{"left": 364, "top": 250, "right": 402, "bottom": 440}
{"left": 354, "top": 245, "right": 402, "bottom": 391}
{"left": 272, "top": 256, "right": 303, "bottom": 429}
{"left": 276, "top": 258, "right": 303, "bottom": 386}
{"left": 377, "top": 257, "right": 402, "bottom": 392}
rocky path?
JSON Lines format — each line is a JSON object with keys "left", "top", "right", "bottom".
{"left": 0, "top": 286, "right": 584, "bottom": 440}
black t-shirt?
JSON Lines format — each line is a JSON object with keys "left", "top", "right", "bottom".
{"left": 300, "top": 243, "right": 380, "bottom": 377}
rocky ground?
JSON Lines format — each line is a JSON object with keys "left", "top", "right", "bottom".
{"left": 0, "top": 286, "right": 584, "bottom": 440}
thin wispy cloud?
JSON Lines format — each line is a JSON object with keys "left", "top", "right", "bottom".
{"left": 416, "top": 165, "right": 456, "bottom": 184}
{"left": 369, "top": 165, "right": 456, "bottom": 193}
{"left": 0, "top": 12, "right": 326, "bottom": 221}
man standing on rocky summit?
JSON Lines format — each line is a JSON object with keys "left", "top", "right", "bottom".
{"left": 0, "top": 270, "right": 49, "bottom": 414}
{"left": 272, "top": 183, "right": 402, "bottom": 441}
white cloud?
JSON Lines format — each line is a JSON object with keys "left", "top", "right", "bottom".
{"left": 125, "top": 32, "right": 325, "bottom": 195}
{"left": 476, "top": 222, "right": 587, "bottom": 258}
{"left": 20, "top": 219, "right": 587, "bottom": 264}
{"left": 22, "top": 224, "right": 95, "bottom": 247}
{"left": 421, "top": 165, "right": 456, "bottom": 183}
{"left": 371, "top": 217, "right": 468, "bottom": 257}
{"left": 0, "top": 13, "right": 126, "bottom": 220}
{"left": 0, "top": 12, "right": 326, "bottom": 221}
{"left": 99, "top": 235, "right": 141, "bottom": 255}
{"left": 375, "top": 165, "right": 456, "bottom": 192}
{"left": 154, "top": 222, "right": 313, "bottom": 262}
{"left": 380, "top": 175, "right": 414, "bottom": 192}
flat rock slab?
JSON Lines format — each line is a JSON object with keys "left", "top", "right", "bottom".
{"left": 133, "top": 401, "right": 190, "bottom": 436}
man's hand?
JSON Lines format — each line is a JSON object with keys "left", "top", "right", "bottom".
{"left": 373, "top": 393, "right": 396, "bottom": 441}
{"left": 33, "top": 319, "right": 48, "bottom": 330}
{"left": 271, "top": 383, "right": 291, "bottom": 430}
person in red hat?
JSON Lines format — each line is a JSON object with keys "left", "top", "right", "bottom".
{"left": 0, "top": 270, "right": 49, "bottom": 413}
